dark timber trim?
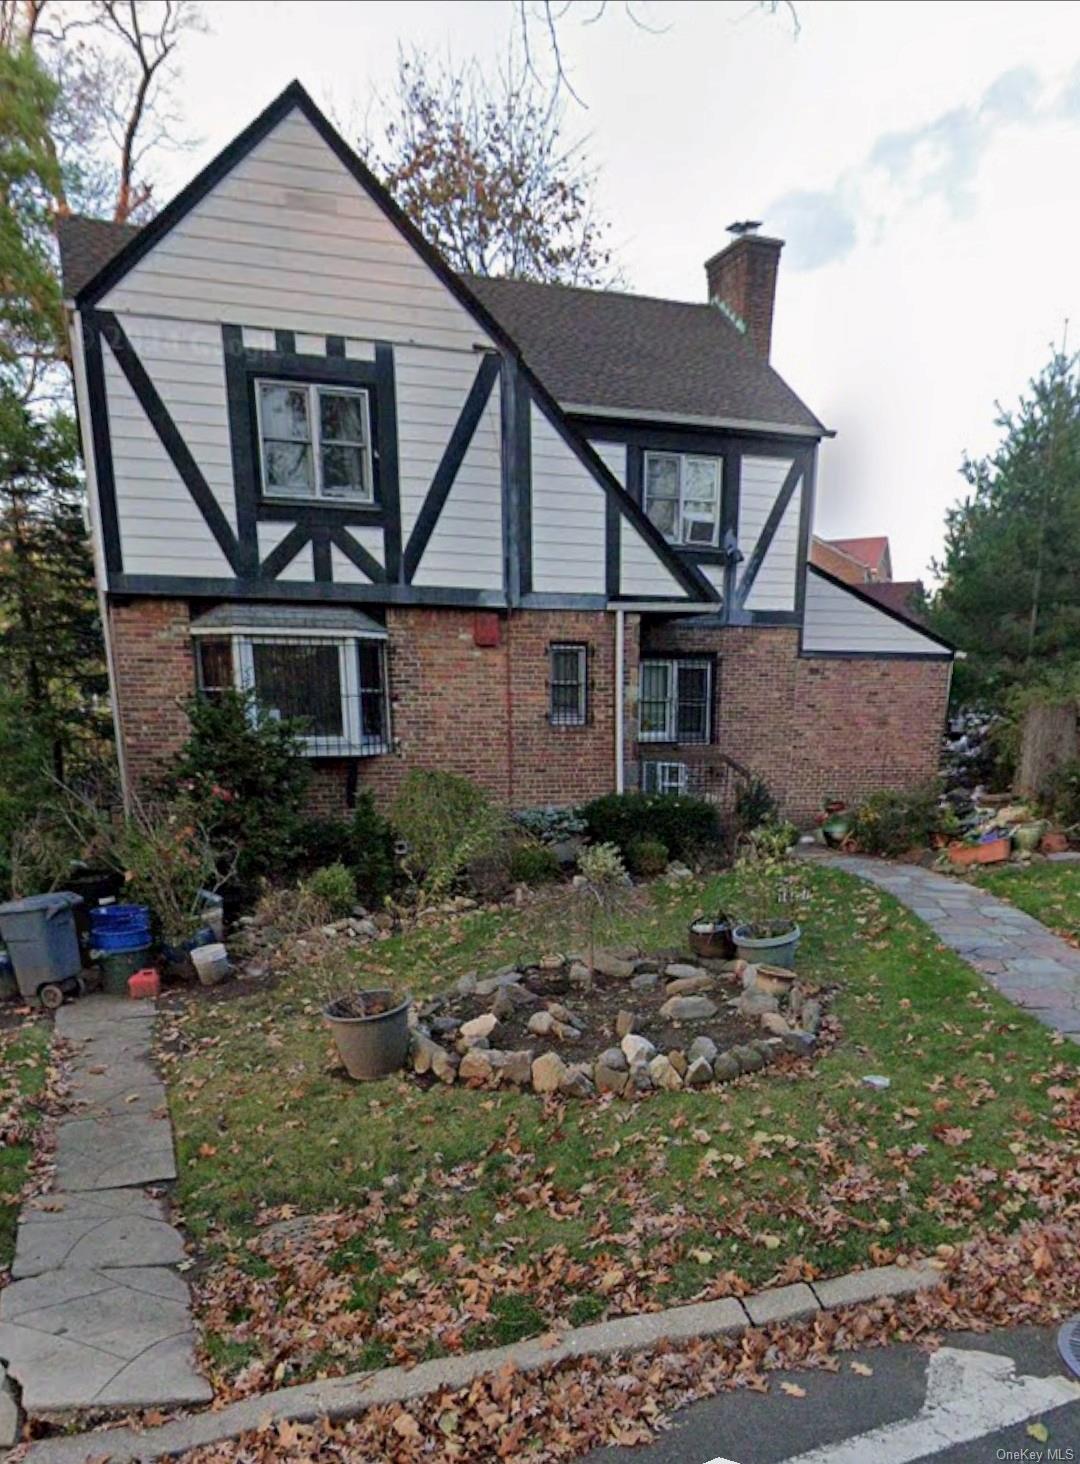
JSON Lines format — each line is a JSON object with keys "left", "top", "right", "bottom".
{"left": 501, "top": 357, "right": 520, "bottom": 604}
{"left": 736, "top": 456, "right": 803, "bottom": 608}
{"left": 373, "top": 343, "right": 402, "bottom": 581}
{"left": 82, "top": 316, "right": 123, "bottom": 575}
{"left": 403, "top": 353, "right": 500, "bottom": 583}
{"left": 221, "top": 324, "right": 259, "bottom": 574}
{"left": 311, "top": 528, "right": 332, "bottom": 583}
{"left": 515, "top": 366, "right": 532, "bottom": 598}
{"left": 325, "top": 334, "right": 346, "bottom": 358}
{"left": 259, "top": 523, "right": 310, "bottom": 578}
{"left": 94, "top": 310, "right": 243, "bottom": 573}
{"left": 793, "top": 446, "right": 816, "bottom": 621}
{"left": 329, "top": 526, "right": 387, "bottom": 584}
{"left": 274, "top": 329, "right": 296, "bottom": 355}
{"left": 799, "top": 648, "right": 953, "bottom": 662}
{"left": 109, "top": 574, "right": 507, "bottom": 607}
{"left": 605, "top": 493, "right": 620, "bottom": 600}
{"left": 721, "top": 446, "right": 740, "bottom": 619}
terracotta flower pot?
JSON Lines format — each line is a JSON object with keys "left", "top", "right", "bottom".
{"left": 947, "top": 838, "right": 1010, "bottom": 868}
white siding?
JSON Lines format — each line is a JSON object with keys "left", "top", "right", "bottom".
{"left": 256, "top": 521, "right": 311, "bottom": 582}
{"left": 330, "top": 545, "right": 371, "bottom": 585}
{"left": 412, "top": 379, "right": 503, "bottom": 591}
{"left": 589, "top": 439, "right": 626, "bottom": 486}
{"left": 103, "top": 336, "right": 234, "bottom": 577}
{"left": 802, "top": 570, "right": 947, "bottom": 655}
{"left": 620, "top": 518, "right": 684, "bottom": 598}
{"left": 101, "top": 110, "right": 494, "bottom": 353}
{"left": 738, "top": 455, "right": 801, "bottom": 612}
{"left": 530, "top": 406, "right": 605, "bottom": 595}
{"left": 701, "top": 563, "right": 725, "bottom": 599}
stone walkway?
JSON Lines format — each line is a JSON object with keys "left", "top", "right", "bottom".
{"left": 0, "top": 996, "right": 211, "bottom": 1420}
{"left": 808, "top": 852, "right": 1080, "bottom": 1041}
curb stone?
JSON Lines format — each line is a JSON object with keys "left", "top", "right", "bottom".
{"left": 12, "top": 1262, "right": 943, "bottom": 1463}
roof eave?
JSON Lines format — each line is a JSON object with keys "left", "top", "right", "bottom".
{"left": 564, "top": 402, "right": 833, "bottom": 439}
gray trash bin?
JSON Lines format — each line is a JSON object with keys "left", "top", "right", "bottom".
{"left": 0, "top": 892, "right": 83, "bottom": 1004}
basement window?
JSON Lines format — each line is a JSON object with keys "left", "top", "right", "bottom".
{"left": 644, "top": 452, "right": 722, "bottom": 547}
{"left": 641, "top": 760, "right": 689, "bottom": 795}
{"left": 549, "top": 643, "right": 588, "bottom": 726}
{"left": 256, "top": 380, "right": 374, "bottom": 503}
{"left": 638, "top": 658, "right": 712, "bottom": 743}
{"left": 194, "top": 631, "right": 390, "bottom": 757}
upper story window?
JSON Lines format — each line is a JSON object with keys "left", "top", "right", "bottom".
{"left": 644, "top": 452, "right": 721, "bottom": 547}
{"left": 256, "top": 380, "right": 374, "bottom": 503}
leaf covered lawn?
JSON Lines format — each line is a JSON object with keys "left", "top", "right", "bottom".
{"left": 0, "top": 1019, "right": 52, "bottom": 1269}
{"left": 160, "top": 865, "right": 1076, "bottom": 1405}
{"left": 973, "top": 859, "right": 1080, "bottom": 942}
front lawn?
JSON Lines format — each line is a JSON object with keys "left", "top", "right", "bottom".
{"left": 162, "top": 865, "right": 1075, "bottom": 1398}
{"left": 972, "top": 860, "right": 1080, "bottom": 942}
{"left": 0, "top": 1021, "right": 51, "bottom": 1269}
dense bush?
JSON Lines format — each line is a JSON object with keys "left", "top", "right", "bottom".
{"left": 113, "top": 795, "right": 231, "bottom": 946}
{"left": 1044, "top": 758, "right": 1080, "bottom": 828}
{"left": 292, "top": 794, "right": 395, "bottom": 907}
{"left": 581, "top": 792, "right": 718, "bottom": 861}
{"left": 850, "top": 784, "right": 944, "bottom": 856}
{"left": 304, "top": 862, "right": 357, "bottom": 918}
{"left": 509, "top": 843, "right": 562, "bottom": 885}
{"left": 512, "top": 805, "right": 586, "bottom": 846}
{"left": 392, "top": 768, "right": 510, "bottom": 899}
{"left": 734, "top": 776, "right": 777, "bottom": 834}
{"left": 162, "top": 690, "right": 309, "bottom": 893}
{"left": 625, "top": 837, "right": 669, "bottom": 878}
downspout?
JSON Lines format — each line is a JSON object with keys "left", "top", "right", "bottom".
{"left": 615, "top": 608, "right": 625, "bottom": 794}
{"left": 505, "top": 610, "right": 515, "bottom": 805}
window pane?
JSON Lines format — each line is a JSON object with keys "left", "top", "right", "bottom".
{"left": 684, "top": 458, "right": 719, "bottom": 501}
{"left": 645, "top": 455, "right": 679, "bottom": 497}
{"left": 675, "top": 662, "right": 710, "bottom": 743}
{"left": 357, "top": 641, "right": 388, "bottom": 749}
{"left": 251, "top": 642, "right": 343, "bottom": 739}
{"left": 645, "top": 494, "right": 678, "bottom": 541}
{"left": 550, "top": 645, "right": 585, "bottom": 725}
{"left": 264, "top": 440, "right": 315, "bottom": 494}
{"left": 197, "top": 638, "right": 233, "bottom": 696}
{"left": 639, "top": 661, "right": 671, "bottom": 737}
{"left": 260, "top": 384, "right": 310, "bottom": 441}
{"left": 320, "top": 391, "right": 366, "bottom": 444}
{"left": 321, "top": 444, "right": 367, "bottom": 498}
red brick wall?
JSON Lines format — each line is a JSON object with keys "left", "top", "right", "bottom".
{"left": 109, "top": 598, "right": 196, "bottom": 787}
{"left": 640, "top": 622, "right": 949, "bottom": 822}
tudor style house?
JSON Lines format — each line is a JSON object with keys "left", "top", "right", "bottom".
{"left": 58, "top": 82, "right": 953, "bottom": 823}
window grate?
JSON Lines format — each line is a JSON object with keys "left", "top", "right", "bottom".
{"left": 549, "top": 643, "right": 588, "bottom": 726}
{"left": 638, "top": 658, "right": 712, "bottom": 743}
{"left": 195, "top": 632, "right": 390, "bottom": 758}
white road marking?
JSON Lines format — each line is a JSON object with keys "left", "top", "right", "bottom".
{"left": 768, "top": 1348, "right": 1080, "bottom": 1464}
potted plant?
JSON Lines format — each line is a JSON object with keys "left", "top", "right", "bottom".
{"left": 324, "top": 988, "right": 411, "bottom": 1080}
{"left": 731, "top": 830, "right": 802, "bottom": 969}
{"left": 688, "top": 907, "right": 736, "bottom": 961}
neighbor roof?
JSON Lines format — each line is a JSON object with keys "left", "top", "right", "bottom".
{"left": 828, "top": 536, "right": 891, "bottom": 572}
{"left": 57, "top": 215, "right": 824, "bottom": 436}
{"left": 860, "top": 580, "right": 927, "bottom": 626}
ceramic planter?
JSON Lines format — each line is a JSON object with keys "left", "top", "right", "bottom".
{"left": 325, "top": 988, "right": 411, "bottom": 1081}
{"left": 731, "top": 922, "right": 801, "bottom": 971}
{"left": 1041, "top": 831, "right": 1070, "bottom": 855}
{"left": 688, "top": 919, "right": 736, "bottom": 961}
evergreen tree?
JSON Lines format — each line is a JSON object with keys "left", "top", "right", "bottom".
{"left": 929, "top": 350, "right": 1080, "bottom": 705}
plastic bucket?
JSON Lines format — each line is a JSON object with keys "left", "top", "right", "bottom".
{"left": 90, "top": 904, "right": 151, "bottom": 952}
{"left": 100, "top": 942, "right": 153, "bottom": 996}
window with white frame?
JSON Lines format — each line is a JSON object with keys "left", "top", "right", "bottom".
{"left": 256, "top": 380, "right": 374, "bottom": 502}
{"left": 195, "top": 633, "right": 390, "bottom": 756}
{"left": 549, "top": 643, "right": 588, "bottom": 726}
{"left": 638, "top": 658, "right": 712, "bottom": 743}
{"left": 643, "top": 452, "right": 721, "bottom": 547}
{"left": 641, "top": 760, "right": 689, "bottom": 795}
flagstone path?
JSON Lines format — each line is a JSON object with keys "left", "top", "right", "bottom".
{"left": 0, "top": 995, "right": 211, "bottom": 1421}
{"left": 807, "top": 851, "right": 1080, "bottom": 1041}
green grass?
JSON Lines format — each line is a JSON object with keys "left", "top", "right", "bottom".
{"left": 973, "top": 860, "right": 1080, "bottom": 941}
{"left": 0, "top": 1022, "right": 51, "bottom": 1269}
{"left": 164, "top": 866, "right": 1074, "bottom": 1387}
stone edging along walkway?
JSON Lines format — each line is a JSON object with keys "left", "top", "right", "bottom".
{"left": 803, "top": 850, "right": 1080, "bottom": 1041}
{"left": 13, "top": 1261, "right": 943, "bottom": 1464}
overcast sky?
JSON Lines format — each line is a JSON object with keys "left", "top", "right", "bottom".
{"left": 159, "top": 0, "right": 1080, "bottom": 581}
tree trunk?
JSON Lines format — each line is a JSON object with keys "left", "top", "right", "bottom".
{"left": 1016, "top": 702, "right": 1079, "bottom": 799}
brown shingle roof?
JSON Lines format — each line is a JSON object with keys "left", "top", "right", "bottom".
{"left": 56, "top": 216, "right": 824, "bottom": 434}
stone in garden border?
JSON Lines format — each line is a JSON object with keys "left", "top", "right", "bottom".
{"left": 408, "top": 951, "right": 827, "bottom": 1099}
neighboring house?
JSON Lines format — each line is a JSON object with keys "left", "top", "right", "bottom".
{"left": 57, "top": 82, "right": 954, "bottom": 824}
{"left": 809, "top": 535, "right": 928, "bottom": 624}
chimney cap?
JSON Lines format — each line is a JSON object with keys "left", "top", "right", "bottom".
{"left": 726, "top": 219, "right": 763, "bottom": 236}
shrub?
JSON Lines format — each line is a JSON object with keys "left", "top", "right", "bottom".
{"left": 114, "top": 795, "right": 233, "bottom": 946}
{"left": 304, "top": 862, "right": 357, "bottom": 918}
{"left": 252, "top": 884, "right": 330, "bottom": 937}
{"left": 509, "top": 843, "right": 561, "bottom": 885}
{"left": 162, "top": 690, "right": 309, "bottom": 894}
{"left": 744, "top": 818, "right": 798, "bottom": 860}
{"left": 850, "top": 784, "right": 944, "bottom": 856}
{"left": 1045, "top": 758, "right": 1080, "bottom": 828}
{"left": 734, "top": 776, "right": 777, "bottom": 834}
{"left": 391, "top": 768, "right": 510, "bottom": 899}
{"left": 292, "top": 795, "right": 395, "bottom": 907}
{"left": 581, "top": 792, "right": 718, "bottom": 861}
{"left": 625, "top": 837, "right": 669, "bottom": 878}
{"left": 512, "top": 805, "right": 586, "bottom": 846}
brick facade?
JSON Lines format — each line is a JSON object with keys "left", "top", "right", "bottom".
{"left": 107, "top": 598, "right": 947, "bottom": 825}
{"left": 640, "top": 622, "right": 949, "bottom": 822}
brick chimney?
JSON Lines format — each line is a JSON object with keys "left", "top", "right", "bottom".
{"left": 705, "top": 221, "right": 784, "bottom": 361}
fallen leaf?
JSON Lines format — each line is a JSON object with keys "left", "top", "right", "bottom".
{"left": 1028, "top": 1422, "right": 1049, "bottom": 1443}
{"left": 850, "top": 1362, "right": 873, "bottom": 1376}
{"left": 781, "top": 1382, "right": 807, "bottom": 1398}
